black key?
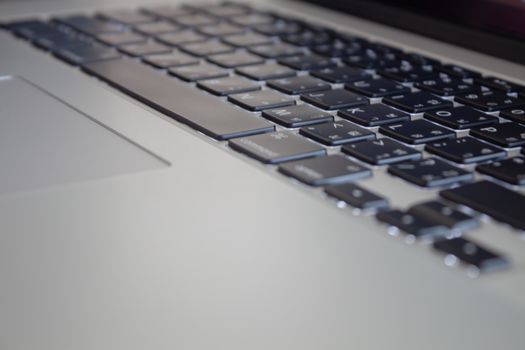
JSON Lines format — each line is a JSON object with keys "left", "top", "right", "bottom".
{"left": 301, "top": 89, "right": 369, "bottom": 110}
{"left": 261, "top": 104, "right": 333, "bottom": 127}
{"left": 98, "top": 10, "right": 154, "bottom": 25}
{"left": 82, "top": 59, "right": 274, "bottom": 140}
{"left": 55, "top": 44, "right": 121, "bottom": 65}
{"left": 253, "top": 21, "right": 302, "bottom": 37}
{"left": 228, "top": 90, "right": 295, "bottom": 111}
{"left": 379, "top": 119, "right": 455, "bottom": 145}
{"left": 345, "top": 77, "right": 410, "bottom": 98}
{"left": 207, "top": 52, "right": 264, "bottom": 68}
{"left": 477, "top": 157, "right": 525, "bottom": 185}
{"left": 388, "top": 157, "right": 473, "bottom": 187}
{"left": 376, "top": 209, "right": 449, "bottom": 238}
{"left": 249, "top": 43, "right": 304, "bottom": 59}
{"left": 338, "top": 104, "right": 410, "bottom": 127}
{"left": 342, "top": 138, "right": 422, "bottom": 165}
{"left": 278, "top": 54, "right": 336, "bottom": 71}
{"left": 197, "top": 22, "right": 245, "bottom": 37}
{"left": 143, "top": 52, "right": 199, "bottom": 68}
{"left": 434, "top": 64, "right": 481, "bottom": 78}
{"left": 34, "top": 31, "right": 89, "bottom": 52}
{"left": 169, "top": 63, "right": 228, "bottom": 81}
{"left": 408, "top": 201, "right": 478, "bottom": 231}
{"left": 221, "top": 32, "right": 273, "bottom": 47}
{"left": 300, "top": 120, "right": 375, "bottom": 146}
{"left": 119, "top": 42, "right": 171, "bottom": 56}
{"left": 55, "top": 16, "right": 123, "bottom": 35}
{"left": 433, "top": 237, "right": 509, "bottom": 274}
{"left": 267, "top": 76, "right": 331, "bottom": 95}
{"left": 424, "top": 106, "right": 498, "bottom": 129}
{"left": 180, "top": 41, "right": 235, "bottom": 57}
{"left": 236, "top": 63, "right": 296, "bottom": 81}
{"left": 134, "top": 21, "right": 181, "bottom": 35}
{"left": 500, "top": 107, "right": 525, "bottom": 125}
{"left": 441, "top": 180, "right": 525, "bottom": 230}
{"left": 174, "top": 14, "right": 219, "bottom": 27}
{"left": 142, "top": 6, "right": 193, "bottom": 19}
{"left": 474, "top": 76, "right": 524, "bottom": 93}
{"left": 415, "top": 76, "right": 479, "bottom": 96}
{"left": 310, "top": 66, "right": 369, "bottom": 84}
{"left": 229, "top": 13, "right": 274, "bottom": 26}
{"left": 324, "top": 183, "right": 389, "bottom": 210}
{"left": 197, "top": 76, "right": 260, "bottom": 96}
{"left": 157, "top": 30, "right": 208, "bottom": 46}
{"left": 470, "top": 123, "right": 525, "bottom": 148}
{"left": 278, "top": 154, "right": 371, "bottom": 186}
{"left": 229, "top": 132, "right": 325, "bottom": 164}
{"left": 9, "top": 20, "right": 59, "bottom": 40}
{"left": 383, "top": 91, "right": 453, "bottom": 113}
{"left": 378, "top": 64, "right": 434, "bottom": 82}
{"left": 426, "top": 137, "right": 505, "bottom": 164}
{"left": 455, "top": 90, "right": 525, "bottom": 112}
{"left": 282, "top": 30, "right": 332, "bottom": 48}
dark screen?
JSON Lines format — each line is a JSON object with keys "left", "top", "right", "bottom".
{"left": 303, "top": 0, "right": 525, "bottom": 64}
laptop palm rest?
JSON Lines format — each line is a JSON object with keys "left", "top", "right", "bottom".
{"left": 0, "top": 76, "right": 167, "bottom": 195}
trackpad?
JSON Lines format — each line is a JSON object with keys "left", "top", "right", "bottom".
{"left": 0, "top": 77, "right": 167, "bottom": 195}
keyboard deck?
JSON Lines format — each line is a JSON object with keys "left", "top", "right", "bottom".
{"left": 4, "top": 2, "right": 525, "bottom": 277}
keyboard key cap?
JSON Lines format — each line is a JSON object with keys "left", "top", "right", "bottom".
{"left": 228, "top": 90, "right": 295, "bottom": 111}
{"left": 82, "top": 59, "right": 274, "bottom": 140}
{"left": 434, "top": 64, "right": 481, "bottom": 78}
{"left": 455, "top": 90, "right": 525, "bottom": 112}
{"left": 378, "top": 64, "right": 434, "bottom": 82}
{"left": 425, "top": 137, "right": 506, "bottom": 164}
{"left": 143, "top": 52, "right": 199, "bottom": 68}
{"left": 325, "top": 183, "right": 389, "bottom": 209}
{"left": 440, "top": 180, "right": 525, "bottom": 230}
{"left": 249, "top": 43, "right": 304, "bottom": 59}
{"left": 301, "top": 89, "right": 369, "bottom": 110}
{"left": 197, "top": 22, "right": 245, "bottom": 37}
{"left": 55, "top": 44, "right": 121, "bottom": 65}
{"left": 261, "top": 104, "right": 333, "bottom": 127}
{"left": 383, "top": 91, "right": 453, "bottom": 113}
{"left": 477, "top": 156, "right": 525, "bottom": 185}
{"left": 207, "top": 51, "right": 264, "bottom": 68}
{"left": 229, "top": 13, "right": 274, "bottom": 26}
{"left": 376, "top": 209, "right": 449, "bottom": 238}
{"left": 388, "top": 157, "right": 473, "bottom": 187}
{"left": 97, "top": 31, "right": 147, "bottom": 46}
{"left": 342, "top": 138, "right": 422, "bottom": 165}
{"left": 345, "top": 77, "right": 410, "bottom": 97}
{"left": 424, "top": 106, "right": 498, "bottom": 129}
{"left": 174, "top": 14, "right": 219, "bottom": 27}
{"left": 470, "top": 123, "right": 525, "bottom": 148}
{"left": 197, "top": 76, "right": 260, "bottom": 96}
{"left": 408, "top": 201, "right": 478, "bottom": 231}
{"left": 267, "top": 76, "right": 331, "bottom": 95}
{"left": 157, "top": 30, "right": 208, "bottom": 46}
{"left": 474, "top": 76, "right": 524, "bottom": 93}
{"left": 55, "top": 16, "right": 123, "bottom": 35}
{"left": 229, "top": 132, "right": 325, "bottom": 164}
{"left": 222, "top": 32, "right": 273, "bottom": 47}
{"left": 134, "top": 21, "right": 181, "bottom": 35}
{"left": 338, "top": 104, "right": 410, "bottom": 127}
{"left": 119, "top": 41, "right": 171, "bottom": 56}
{"left": 180, "top": 40, "right": 235, "bottom": 56}
{"left": 236, "top": 63, "right": 296, "bottom": 80}
{"left": 379, "top": 119, "right": 455, "bottom": 145}
{"left": 98, "top": 10, "right": 154, "bottom": 25}
{"left": 433, "top": 237, "right": 509, "bottom": 274}
{"left": 278, "top": 154, "right": 371, "bottom": 186}
{"left": 415, "top": 75, "right": 479, "bottom": 96}
{"left": 278, "top": 54, "right": 336, "bottom": 71}
{"left": 310, "top": 66, "right": 369, "bottom": 84}
{"left": 300, "top": 120, "right": 375, "bottom": 146}
{"left": 169, "top": 63, "right": 228, "bottom": 81}
{"left": 499, "top": 108, "right": 525, "bottom": 125}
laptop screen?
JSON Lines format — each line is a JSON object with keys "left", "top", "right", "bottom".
{"left": 303, "top": 0, "right": 525, "bottom": 64}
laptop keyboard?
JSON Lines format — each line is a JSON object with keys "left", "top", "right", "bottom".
{"left": 4, "top": 2, "right": 525, "bottom": 276}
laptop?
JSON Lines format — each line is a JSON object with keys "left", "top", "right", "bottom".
{"left": 0, "top": 0, "right": 524, "bottom": 348}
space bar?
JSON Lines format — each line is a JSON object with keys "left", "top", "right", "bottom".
{"left": 82, "top": 59, "right": 274, "bottom": 140}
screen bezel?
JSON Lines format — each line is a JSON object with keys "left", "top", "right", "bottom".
{"left": 302, "top": 0, "right": 525, "bottom": 65}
